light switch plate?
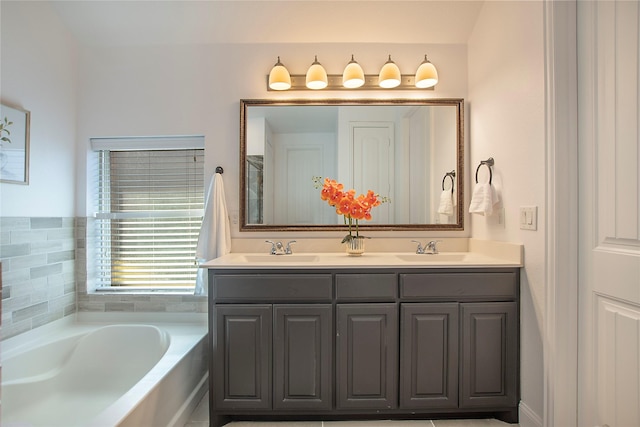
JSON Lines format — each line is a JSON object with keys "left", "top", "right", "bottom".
{"left": 520, "top": 206, "right": 538, "bottom": 230}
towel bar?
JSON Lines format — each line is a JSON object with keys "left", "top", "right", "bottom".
{"left": 475, "top": 157, "right": 494, "bottom": 184}
{"left": 442, "top": 170, "right": 456, "bottom": 192}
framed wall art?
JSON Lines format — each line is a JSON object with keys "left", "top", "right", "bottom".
{"left": 0, "top": 102, "right": 30, "bottom": 184}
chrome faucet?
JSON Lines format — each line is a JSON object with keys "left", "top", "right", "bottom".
{"left": 412, "top": 240, "right": 441, "bottom": 254}
{"left": 285, "top": 240, "right": 296, "bottom": 254}
{"left": 412, "top": 240, "right": 427, "bottom": 254}
{"left": 265, "top": 240, "right": 296, "bottom": 255}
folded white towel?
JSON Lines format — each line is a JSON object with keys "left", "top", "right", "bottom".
{"left": 194, "top": 173, "right": 231, "bottom": 295}
{"left": 468, "top": 183, "right": 500, "bottom": 216}
{"left": 437, "top": 190, "right": 454, "bottom": 216}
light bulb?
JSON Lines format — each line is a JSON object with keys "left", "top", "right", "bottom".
{"left": 306, "top": 56, "right": 328, "bottom": 90}
{"left": 342, "top": 55, "right": 365, "bottom": 89}
{"left": 378, "top": 55, "right": 401, "bottom": 88}
{"left": 415, "top": 54, "right": 438, "bottom": 89}
{"left": 268, "top": 56, "right": 291, "bottom": 91}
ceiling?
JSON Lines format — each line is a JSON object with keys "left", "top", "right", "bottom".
{"left": 49, "top": 0, "right": 485, "bottom": 47}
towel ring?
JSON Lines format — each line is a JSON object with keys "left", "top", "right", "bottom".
{"left": 442, "top": 170, "right": 455, "bottom": 193}
{"left": 215, "top": 166, "right": 224, "bottom": 174}
{"left": 475, "top": 157, "right": 494, "bottom": 184}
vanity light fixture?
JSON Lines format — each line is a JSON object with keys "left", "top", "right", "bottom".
{"left": 378, "top": 55, "right": 401, "bottom": 88}
{"left": 415, "top": 54, "right": 438, "bottom": 88}
{"left": 342, "top": 55, "right": 365, "bottom": 89}
{"left": 266, "top": 54, "right": 437, "bottom": 91}
{"left": 268, "top": 56, "right": 291, "bottom": 91}
{"left": 305, "top": 56, "right": 328, "bottom": 90}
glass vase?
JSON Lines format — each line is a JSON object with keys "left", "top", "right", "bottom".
{"left": 345, "top": 237, "right": 365, "bottom": 256}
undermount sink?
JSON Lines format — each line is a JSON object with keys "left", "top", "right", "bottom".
{"left": 395, "top": 253, "right": 470, "bottom": 263}
{"left": 240, "top": 254, "right": 320, "bottom": 263}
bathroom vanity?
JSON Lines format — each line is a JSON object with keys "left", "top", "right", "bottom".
{"left": 205, "top": 250, "right": 521, "bottom": 426}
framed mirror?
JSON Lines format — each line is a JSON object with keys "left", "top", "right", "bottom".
{"left": 240, "top": 98, "right": 464, "bottom": 231}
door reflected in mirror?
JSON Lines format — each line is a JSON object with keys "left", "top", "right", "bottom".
{"left": 240, "top": 99, "right": 464, "bottom": 231}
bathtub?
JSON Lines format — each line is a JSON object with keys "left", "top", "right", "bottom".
{"left": 1, "top": 312, "right": 208, "bottom": 427}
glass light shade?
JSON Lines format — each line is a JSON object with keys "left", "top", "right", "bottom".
{"left": 268, "top": 57, "right": 291, "bottom": 90}
{"left": 342, "top": 55, "right": 365, "bottom": 88}
{"left": 306, "top": 56, "right": 328, "bottom": 90}
{"left": 415, "top": 55, "right": 438, "bottom": 89}
{"left": 378, "top": 55, "right": 401, "bottom": 88}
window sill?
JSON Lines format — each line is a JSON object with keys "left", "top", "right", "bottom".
{"left": 93, "top": 287, "right": 199, "bottom": 296}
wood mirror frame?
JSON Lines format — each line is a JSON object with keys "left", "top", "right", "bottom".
{"left": 240, "top": 98, "right": 464, "bottom": 232}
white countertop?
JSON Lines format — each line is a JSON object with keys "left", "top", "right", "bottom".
{"left": 202, "top": 239, "right": 523, "bottom": 269}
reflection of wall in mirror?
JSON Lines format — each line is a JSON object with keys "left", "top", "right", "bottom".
{"left": 245, "top": 103, "right": 459, "bottom": 227}
{"left": 407, "top": 107, "right": 430, "bottom": 223}
{"left": 246, "top": 116, "right": 265, "bottom": 224}
{"left": 431, "top": 108, "right": 457, "bottom": 224}
{"left": 403, "top": 106, "right": 457, "bottom": 224}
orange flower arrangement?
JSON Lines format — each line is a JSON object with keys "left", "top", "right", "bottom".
{"left": 314, "top": 177, "right": 386, "bottom": 243}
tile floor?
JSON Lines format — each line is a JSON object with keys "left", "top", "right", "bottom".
{"left": 184, "top": 393, "right": 519, "bottom": 427}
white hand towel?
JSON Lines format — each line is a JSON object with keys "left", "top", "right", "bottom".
{"left": 437, "top": 190, "right": 454, "bottom": 216}
{"left": 468, "top": 183, "right": 500, "bottom": 216}
{"left": 194, "top": 173, "right": 231, "bottom": 295}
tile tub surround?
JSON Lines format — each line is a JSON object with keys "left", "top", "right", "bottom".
{"left": 0, "top": 216, "right": 207, "bottom": 341}
{"left": 0, "top": 217, "right": 77, "bottom": 340}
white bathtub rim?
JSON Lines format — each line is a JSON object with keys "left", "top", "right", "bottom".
{"left": 89, "top": 330, "right": 208, "bottom": 427}
{"left": 3, "top": 324, "right": 172, "bottom": 386}
{"left": 2, "top": 312, "right": 207, "bottom": 427}
{"left": 2, "top": 311, "right": 205, "bottom": 355}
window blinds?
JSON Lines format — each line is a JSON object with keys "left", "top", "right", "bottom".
{"left": 96, "top": 149, "right": 204, "bottom": 287}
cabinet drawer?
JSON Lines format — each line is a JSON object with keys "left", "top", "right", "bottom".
{"left": 336, "top": 274, "right": 397, "bottom": 301}
{"left": 213, "top": 274, "right": 332, "bottom": 302}
{"left": 400, "top": 272, "right": 517, "bottom": 300}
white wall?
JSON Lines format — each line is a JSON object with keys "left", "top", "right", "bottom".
{"left": 75, "top": 43, "right": 469, "bottom": 239}
{"left": 468, "top": 2, "right": 545, "bottom": 426}
{"left": 0, "top": 1, "right": 78, "bottom": 217}
{"left": 1, "top": 2, "right": 546, "bottom": 421}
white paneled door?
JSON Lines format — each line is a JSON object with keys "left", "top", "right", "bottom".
{"left": 578, "top": 1, "right": 640, "bottom": 426}
{"left": 273, "top": 139, "right": 335, "bottom": 225}
{"left": 350, "top": 123, "right": 393, "bottom": 224}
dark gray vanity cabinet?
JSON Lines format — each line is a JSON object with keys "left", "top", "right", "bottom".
{"left": 214, "top": 303, "right": 332, "bottom": 411}
{"left": 400, "top": 303, "right": 459, "bottom": 409}
{"left": 460, "top": 302, "right": 518, "bottom": 409}
{"left": 334, "top": 273, "right": 399, "bottom": 410}
{"left": 399, "top": 271, "right": 519, "bottom": 417}
{"left": 209, "top": 267, "right": 520, "bottom": 426}
{"left": 214, "top": 305, "right": 272, "bottom": 410}
{"left": 211, "top": 274, "right": 333, "bottom": 414}
{"left": 336, "top": 303, "right": 398, "bottom": 410}
{"left": 273, "top": 304, "right": 333, "bottom": 410}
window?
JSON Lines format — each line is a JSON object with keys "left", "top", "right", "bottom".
{"left": 94, "top": 140, "right": 204, "bottom": 289}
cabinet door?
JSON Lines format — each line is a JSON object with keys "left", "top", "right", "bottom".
{"left": 460, "top": 302, "right": 518, "bottom": 408}
{"left": 273, "top": 304, "right": 332, "bottom": 410}
{"left": 214, "top": 304, "right": 272, "bottom": 410}
{"left": 336, "top": 303, "right": 398, "bottom": 409}
{"left": 400, "top": 303, "right": 459, "bottom": 409}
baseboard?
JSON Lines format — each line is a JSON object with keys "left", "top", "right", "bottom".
{"left": 519, "top": 401, "right": 543, "bottom": 427}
